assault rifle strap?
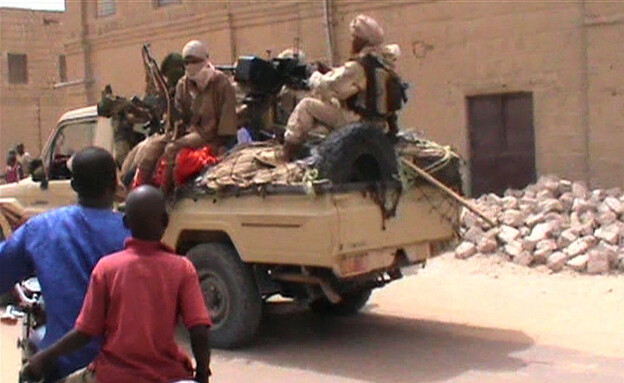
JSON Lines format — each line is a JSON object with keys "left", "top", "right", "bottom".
{"left": 360, "top": 54, "right": 380, "bottom": 119}
{"left": 345, "top": 54, "right": 385, "bottom": 119}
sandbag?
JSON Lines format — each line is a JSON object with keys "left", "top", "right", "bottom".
{"left": 198, "top": 143, "right": 309, "bottom": 191}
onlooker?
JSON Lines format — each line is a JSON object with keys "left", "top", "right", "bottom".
{"left": 15, "top": 143, "right": 32, "bottom": 177}
{"left": 5, "top": 150, "right": 21, "bottom": 184}
{"left": 0, "top": 147, "right": 130, "bottom": 381}
{"left": 23, "top": 186, "right": 212, "bottom": 383}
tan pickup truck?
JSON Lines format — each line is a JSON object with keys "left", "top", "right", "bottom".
{"left": 0, "top": 106, "right": 461, "bottom": 348}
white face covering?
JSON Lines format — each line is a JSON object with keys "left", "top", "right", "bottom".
{"left": 185, "top": 60, "right": 206, "bottom": 79}
{"left": 186, "top": 62, "right": 215, "bottom": 90}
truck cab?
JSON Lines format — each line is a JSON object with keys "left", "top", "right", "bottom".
{"left": 0, "top": 106, "right": 138, "bottom": 217}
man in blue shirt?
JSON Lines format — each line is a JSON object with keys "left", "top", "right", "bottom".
{"left": 0, "top": 146, "right": 130, "bottom": 381}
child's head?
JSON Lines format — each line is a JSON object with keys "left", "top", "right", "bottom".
{"left": 123, "top": 185, "right": 168, "bottom": 241}
{"left": 7, "top": 150, "right": 16, "bottom": 166}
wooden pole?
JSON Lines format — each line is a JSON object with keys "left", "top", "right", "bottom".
{"left": 400, "top": 158, "right": 496, "bottom": 228}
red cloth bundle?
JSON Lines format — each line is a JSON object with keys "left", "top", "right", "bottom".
{"left": 134, "top": 146, "right": 218, "bottom": 189}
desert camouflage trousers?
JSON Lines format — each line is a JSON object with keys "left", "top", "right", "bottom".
{"left": 284, "top": 97, "right": 359, "bottom": 145}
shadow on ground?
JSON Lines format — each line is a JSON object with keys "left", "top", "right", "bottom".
{"left": 181, "top": 301, "right": 535, "bottom": 383}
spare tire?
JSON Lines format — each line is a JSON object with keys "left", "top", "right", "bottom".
{"left": 315, "top": 123, "right": 397, "bottom": 183}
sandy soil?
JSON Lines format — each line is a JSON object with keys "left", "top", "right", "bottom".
{"left": 377, "top": 252, "right": 624, "bottom": 359}
{"left": 2, "top": 253, "right": 623, "bottom": 382}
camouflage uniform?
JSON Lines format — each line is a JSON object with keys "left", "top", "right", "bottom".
{"left": 283, "top": 14, "right": 399, "bottom": 149}
{"left": 275, "top": 48, "right": 309, "bottom": 124}
{"left": 284, "top": 45, "right": 395, "bottom": 146}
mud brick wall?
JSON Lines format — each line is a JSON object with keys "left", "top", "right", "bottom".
{"left": 3, "top": 1, "right": 622, "bottom": 188}
{"left": 0, "top": 8, "right": 66, "bottom": 158}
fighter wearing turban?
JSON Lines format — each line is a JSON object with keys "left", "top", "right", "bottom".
{"left": 135, "top": 40, "right": 237, "bottom": 192}
{"left": 259, "top": 15, "right": 404, "bottom": 164}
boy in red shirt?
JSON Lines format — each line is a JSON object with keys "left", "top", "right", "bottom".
{"left": 23, "top": 186, "right": 212, "bottom": 383}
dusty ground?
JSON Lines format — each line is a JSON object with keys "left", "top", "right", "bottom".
{"left": 2, "top": 253, "right": 623, "bottom": 382}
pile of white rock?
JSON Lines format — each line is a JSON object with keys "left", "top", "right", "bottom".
{"left": 456, "top": 175, "right": 624, "bottom": 274}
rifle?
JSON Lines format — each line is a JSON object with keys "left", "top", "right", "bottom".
{"left": 97, "top": 85, "right": 162, "bottom": 136}
{"left": 141, "top": 44, "right": 175, "bottom": 139}
{"left": 215, "top": 64, "right": 236, "bottom": 73}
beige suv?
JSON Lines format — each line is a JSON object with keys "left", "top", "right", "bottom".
{"left": 0, "top": 106, "right": 459, "bottom": 348}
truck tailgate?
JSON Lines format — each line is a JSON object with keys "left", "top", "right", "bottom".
{"left": 166, "top": 185, "right": 458, "bottom": 275}
{"left": 332, "top": 185, "right": 458, "bottom": 276}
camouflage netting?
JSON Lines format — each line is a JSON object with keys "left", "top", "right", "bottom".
{"left": 193, "top": 131, "right": 461, "bottom": 195}
{"left": 396, "top": 130, "right": 462, "bottom": 193}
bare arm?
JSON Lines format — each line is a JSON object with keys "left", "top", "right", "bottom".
{"left": 22, "top": 330, "right": 92, "bottom": 380}
{"left": 23, "top": 264, "right": 109, "bottom": 380}
{"left": 179, "top": 260, "right": 213, "bottom": 382}
{"left": 189, "top": 324, "right": 211, "bottom": 383}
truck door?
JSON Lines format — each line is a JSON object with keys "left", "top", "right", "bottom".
{"left": 24, "top": 118, "right": 98, "bottom": 215}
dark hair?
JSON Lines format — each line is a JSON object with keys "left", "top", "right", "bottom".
{"left": 71, "top": 147, "right": 117, "bottom": 199}
{"left": 161, "top": 53, "right": 185, "bottom": 89}
{"left": 161, "top": 53, "right": 184, "bottom": 74}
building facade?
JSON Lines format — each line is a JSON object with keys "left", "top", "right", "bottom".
{"left": 6, "top": 1, "right": 624, "bottom": 193}
{"left": 0, "top": 8, "right": 66, "bottom": 160}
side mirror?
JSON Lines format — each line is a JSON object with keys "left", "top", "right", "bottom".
{"left": 29, "top": 159, "right": 48, "bottom": 189}
{"left": 29, "top": 158, "right": 42, "bottom": 177}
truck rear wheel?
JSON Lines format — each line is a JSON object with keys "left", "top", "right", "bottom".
{"left": 186, "top": 243, "right": 262, "bottom": 348}
{"left": 309, "top": 288, "right": 372, "bottom": 316}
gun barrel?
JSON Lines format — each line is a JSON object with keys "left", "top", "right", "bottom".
{"left": 216, "top": 64, "right": 236, "bottom": 72}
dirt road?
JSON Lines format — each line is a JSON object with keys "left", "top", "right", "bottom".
{"left": 2, "top": 254, "right": 623, "bottom": 382}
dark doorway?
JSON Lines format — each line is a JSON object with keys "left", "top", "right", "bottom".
{"left": 467, "top": 92, "right": 536, "bottom": 196}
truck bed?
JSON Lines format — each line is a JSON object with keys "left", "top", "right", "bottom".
{"left": 165, "top": 183, "right": 458, "bottom": 277}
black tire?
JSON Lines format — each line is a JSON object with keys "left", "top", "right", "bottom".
{"left": 186, "top": 243, "right": 262, "bottom": 349}
{"left": 315, "top": 123, "right": 398, "bottom": 183}
{"left": 309, "top": 288, "right": 372, "bottom": 316}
